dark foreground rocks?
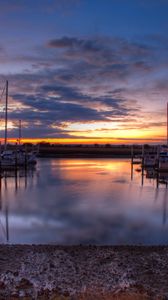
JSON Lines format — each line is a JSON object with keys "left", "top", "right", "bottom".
{"left": 0, "top": 245, "right": 168, "bottom": 299}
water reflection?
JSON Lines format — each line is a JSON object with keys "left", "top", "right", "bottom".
{"left": 0, "top": 168, "right": 36, "bottom": 243}
{"left": 0, "top": 158, "right": 168, "bottom": 245}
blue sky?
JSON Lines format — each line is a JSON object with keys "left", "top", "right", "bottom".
{"left": 0, "top": 0, "right": 168, "bottom": 143}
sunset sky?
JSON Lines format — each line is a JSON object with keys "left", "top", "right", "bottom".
{"left": 0, "top": 0, "right": 168, "bottom": 144}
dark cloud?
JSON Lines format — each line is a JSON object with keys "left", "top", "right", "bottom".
{"left": 44, "top": 35, "right": 157, "bottom": 94}
{"left": 48, "top": 36, "right": 105, "bottom": 54}
{"left": 48, "top": 37, "right": 82, "bottom": 48}
{"left": 7, "top": 124, "right": 73, "bottom": 139}
{"left": 0, "top": 34, "right": 167, "bottom": 138}
{"left": 12, "top": 88, "right": 133, "bottom": 124}
{"left": 47, "top": 36, "right": 153, "bottom": 63}
{"left": 2, "top": 74, "right": 139, "bottom": 139}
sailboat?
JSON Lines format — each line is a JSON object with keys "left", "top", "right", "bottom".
{"left": 0, "top": 81, "right": 37, "bottom": 168}
{"left": 158, "top": 103, "right": 168, "bottom": 171}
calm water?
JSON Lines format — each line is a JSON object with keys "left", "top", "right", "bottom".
{"left": 0, "top": 158, "right": 168, "bottom": 245}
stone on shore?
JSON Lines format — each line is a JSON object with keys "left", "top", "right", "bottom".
{"left": 0, "top": 245, "right": 167, "bottom": 299}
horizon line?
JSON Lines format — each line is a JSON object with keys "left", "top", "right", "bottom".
{"left": 0, "top": 137, "right": 167, "bottom": 145}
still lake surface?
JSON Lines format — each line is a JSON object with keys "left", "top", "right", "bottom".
{"left": 0, "top": 158, "right": 168, "bottom": 245}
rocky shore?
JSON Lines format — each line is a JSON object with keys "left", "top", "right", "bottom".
{"left": 0, "top": 245, "right": 168, "bottom": 299}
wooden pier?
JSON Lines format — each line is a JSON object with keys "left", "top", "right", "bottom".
{"left": 131, "top": 144, "right": 168, "bottom": 187}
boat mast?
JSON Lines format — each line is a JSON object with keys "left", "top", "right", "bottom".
{"left": 4, "top": 80, "right": 8, "bottom": 151}
{"left": 167, "top": 102, "right": 168, "bottom": 147}
{"left": 19, "top": 119, "right": 21, "bottom": 145}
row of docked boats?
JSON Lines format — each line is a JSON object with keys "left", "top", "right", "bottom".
{"left": 143, "top": 146, "right": 168, "bottom": 171}
{"left": 0, "top": 149, "right": 37, "bottom": 168}
{"left": 0, "top": 80, "right": 37, "bottom": 169}
{"left": 133, "top": 102, "right": 168, "bottom": 172}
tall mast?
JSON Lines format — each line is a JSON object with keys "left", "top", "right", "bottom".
{"left": 167, "top": 102, "right": 168, "bottom": 147}
{"left": 19, "top": 119, "right": 21, "bottom": 145}
{"left": 4, "top": 80, "right": 8, "bottom": 150}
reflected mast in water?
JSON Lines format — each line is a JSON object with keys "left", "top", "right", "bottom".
{"left": 0, "top": 175, "right": 9, "bottom": 243}
{"left": 0, "top": 167, "right": 36, "bottom": 243}
{"left": 163, "top": 188, "right": 168, "bottom": 225}
{"left": 4, "top": 177, "right": 9, "bottom": 242}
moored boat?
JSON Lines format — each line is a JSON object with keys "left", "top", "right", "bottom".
{"left": 0, "top": 81, "right": 37, "bottom": 168}
{"left": 158, "top": 147, "right": 168, "bottom": 171}
{"left": 143, "top": 153, "right": 156, "bottom": 168}
{"left": 0, "top": 149, "right": 37, "bottom": 168}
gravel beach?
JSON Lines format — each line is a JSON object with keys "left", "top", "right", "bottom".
{"left": 0, "top": 245, "right": 168, "bottom": 299}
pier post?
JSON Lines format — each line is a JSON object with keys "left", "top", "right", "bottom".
{"left": 131, "top": 145, "right": 133, "bottom": 180}
{"left": 14, "top": 173, "right": 18, "bottom": 191}
{"left": 142, "top": 144, "right": 145, "bottom": 167}
{"left": 0, "top": 141, "right": 2, "bottom": 173}
{"left": 156, "top": 145, "right": 160, "bottom": 169}
{"left": 24, "top": 144, "right": 28, "bottom": 170}
{"left": 15, "top": 143, "right": 18, "bottom": 174}
{"left": 141, "top": 156, "right": 144, "bottom": 186}
{"left": 156, "top": 171, "right": 159, "bottom": 188}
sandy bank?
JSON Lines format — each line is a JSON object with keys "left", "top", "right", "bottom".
{"left": 0, "top": 245, "right": 167, "bottom": 299}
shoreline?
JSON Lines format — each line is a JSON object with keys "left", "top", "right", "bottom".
{"left": 0, "top": 245, "right": 167, "bottom": 299}
{"left": 37, "top": 148, "right": 140, "bottom": 159}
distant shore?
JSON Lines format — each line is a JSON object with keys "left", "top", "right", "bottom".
{"left": 2, "top": 143, "right": 159, "bottom": 159}
{"left": 0, "top": 245, "right": 167, "bottom": 299}
{"left": 37, "top": 145, "right": 147, "bottom": 158}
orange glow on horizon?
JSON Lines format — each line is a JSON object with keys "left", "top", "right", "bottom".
{"left": 0, "top": 136, "right": 166, "bottom": 145}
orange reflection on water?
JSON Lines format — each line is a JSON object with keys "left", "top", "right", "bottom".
{"left": 0, "top": 158, "right": 167, "bottom": 244}
{"left": 50, "top": 158, "right": 130, "bottom": 182}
